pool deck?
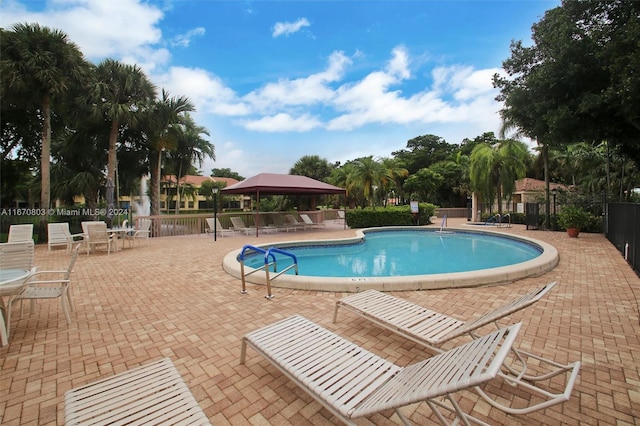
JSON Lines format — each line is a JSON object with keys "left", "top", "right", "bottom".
{"left": 1, "top": 218, "right": 639, "bottom": 425}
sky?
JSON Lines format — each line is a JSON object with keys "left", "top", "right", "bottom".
{"left": 0, "top": 0, "right": 559, "bottom": 179}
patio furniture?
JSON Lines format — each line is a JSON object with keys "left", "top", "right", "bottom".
{"left": 206, "top": 218, "right": 236, "bottom": 238}
{"left": 241, "top": 315, "right": 577, "bottom": 424}
{"left": 299, "top": 213, "right": 325, "bottom": 229}
{"left": 335, "top": 210, "right": 346, "bottom": 224}
{"left": 48, "top": 222, "right": 84, "bottom": 252}
{"left": 85, "top": 222, "right": 115, "bottom": 255}
{"left": 230, "top": 217, "right": 254, "bottom": 235}
{"left": 18, "top": 244, "right": 80, "bottom": 326}
{"left": 284, "top": 214, "right": 310, "bottom": 230}
{"left": 126, "top": 219, "right": 152, "bottom": 246}
{"left": 0, "top": 240, "right": 36, "bottom": 343}
{"left": 271, "top": 214, "right": 297, "bottom": 232}
{"left": 64, "top": 358, "right": 211, "bottom": 425}
{"left": 8, "top": 224, "right": 34, "bottom": 243}
{"left": 333, "top": 283, "right": 580, "bottom": 383}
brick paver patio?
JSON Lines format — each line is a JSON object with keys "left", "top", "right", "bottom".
{"left": 1, "top": 219, "right": 639, "bottom": 425}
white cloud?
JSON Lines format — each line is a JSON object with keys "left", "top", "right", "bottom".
{"left": 241, "top": 113, "right": 322, "bottom": 132}
{"left": 0, "top": 0, "right": 166, "bottom": 70}
{"left": 171, "top": 27, "right": 206, "bottom": 48}
{"left": 153, "top": 67, "right": 251, "bottom": 116}
{"left": 272, "top": 17, "right": 310, "bottom": 37}
{"left": 243, "top": 51, "right": 351, "bottom": 112}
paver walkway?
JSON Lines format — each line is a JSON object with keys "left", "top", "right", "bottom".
{"left": 1, "top": 219, "right": 639, "bottom": 425}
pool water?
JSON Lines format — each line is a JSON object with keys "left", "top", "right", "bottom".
{"left": 243, "top": 230, "right": 542, "bottom": 278}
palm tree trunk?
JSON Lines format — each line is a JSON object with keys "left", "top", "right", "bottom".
{"left": 150, "top": 151, "right": 161, "bottom": 216}
{"left": 543, "top": 143, "right": 551, "bottom": 229}
{"left": 41, "top": 93, "right": 51, "bottom": 210}
{"left": 107, "top": 120, "right": 119, "bottom": 183}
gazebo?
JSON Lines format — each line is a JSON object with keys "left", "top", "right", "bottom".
{"left": 221, "top": 173, "right": 346, "bottom": 237}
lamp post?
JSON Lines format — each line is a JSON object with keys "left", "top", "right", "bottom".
{"left": 212, "top": 187, "right": 219, "bottom": 241}
{"left": 551, "top": 188, "right": 557, "bottom": 231}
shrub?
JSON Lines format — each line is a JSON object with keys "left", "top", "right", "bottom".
{"left": 346, "top": 204, "right": 436, "bottom": 228}
{"left": 557, "top": 205, "right": 590, "bottom": 230}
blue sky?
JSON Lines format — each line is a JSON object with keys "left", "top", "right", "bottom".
{"left": 0, "top": 0, "right": 559, "bottom": 179}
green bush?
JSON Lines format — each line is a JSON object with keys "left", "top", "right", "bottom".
{"left": 346, "top": 204, "right": 436, "bottom": 228}
{"left": 557, "top": 205, "right": 590, "bottom": 230}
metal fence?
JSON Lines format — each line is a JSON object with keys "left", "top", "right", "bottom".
{"left": 606, "top": 202, "right": 639, "bottom": 276}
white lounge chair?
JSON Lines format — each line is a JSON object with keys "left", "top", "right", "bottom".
{"left": 333, "top": 283, "right": 579, "bottom": 383}
{"left": 230, "top": 217, "right": 254, "bottom": 235}
{"left": 8, "top": 224, "right": 34, "bottom": 243}
{"left": 48, "top": 222, "right": 84, "bottom": 252}
{"left": 19, "top": 244, "right": 81, "bottom": 325}
{"left": 284, "top": 214, "right": 310, "bottom": 231}
{"left": 65, "top": 358, "right": 211, "bottom": 425}
{"left": 205, "top": 218, "right": 236, "bottom": 237}
{"left": 241, "top": 315, "right": 578, "bottom": 424}
{"left": 299, "top": 214, "right": 325, "bottom": 229}
{"left": 335, "top": 210, "right": 346, "bottom": 224}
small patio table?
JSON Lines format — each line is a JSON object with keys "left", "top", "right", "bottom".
{"left": 0, "top": 268, "right": 31, "bottom": 346}
{"left": 106, "top": 227, "right": 135, "bottom": 251}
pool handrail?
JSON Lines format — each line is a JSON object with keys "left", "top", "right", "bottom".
{"left": 264, "top": 248, "right": 299, "bottom": 299}
{"left": 440, "top": 215, "right": 448, "bottom": 231}
{"left": 485, "top": 214, "right": 501, "bottom": 226}
{"left": 237, "top": 245, "right": 299, "bottom": 299}
{"left": 238, "top": 245, "right": 276, "bottom": 295}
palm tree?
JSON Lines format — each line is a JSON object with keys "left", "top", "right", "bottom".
{"left": 379, "top": 157, "right": 408, "bottom": 206}
{"left": 470, "top": 139, "right": 530, "bottom": 214}
{"left": 1, "top": 23, "right": 90, "bottom": 210}
{"left": 92, "top": 59, "right": 156, "bottom": 215}
{"left": 166, "top": 114, "right": 214, "bottom": 213}
{"left": 329, "top": 163, "right": 359, "bottom": 209}
{"left": 350, "top": 156, "right": 384, "bottom": 207}
{"left": 144, "top": 90, "right": 195, "bottom": 216}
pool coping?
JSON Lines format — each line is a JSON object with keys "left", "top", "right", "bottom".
{"left": 222, "top": 225, "right": 559, "bottom": 292}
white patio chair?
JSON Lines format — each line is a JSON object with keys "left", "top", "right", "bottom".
{"left": 85, "top": 222, "right": 115, "bottom": 255}
{"left": 48, "top": 222, "right": 84, "bottom": 252}
{"left": 126, "top": 219, "right": 151, "bottom": 246}
{"left": 205, "top": 218, "right": 236, "bottom": 237}
{"left": 299, "top": 213, "right": 325, "bottom": 229}
{"left": 333, "top": 283, "right": 580, "bottom": 383}
{"left": 8, "top": 224, "right": 34, "bottom": 243}
{"left": 19, "top": 244, "right": 81, "bottom": 325}
{"left": 284, "top": 214, "right": 310, "bottom": 230}
{"left": 230, "top": 217, "right": 254, "bottom": 235}
{"left": 241, "top": 315, "right": 579, "bottom": 424}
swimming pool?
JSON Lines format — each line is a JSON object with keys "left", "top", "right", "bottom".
{"left": 222, "top": 226, "right": 559, "bottom": 292}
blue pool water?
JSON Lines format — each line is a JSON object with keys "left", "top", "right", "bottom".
{"left": 242, "top": 229, "right": 542, "bottom": 278}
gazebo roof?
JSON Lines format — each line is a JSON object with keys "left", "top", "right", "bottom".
{"left": 221, "top": 173, "right": 345, "bottom": 195}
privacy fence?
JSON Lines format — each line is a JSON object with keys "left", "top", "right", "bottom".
{"left": 606, "top": 202, "right": 640, "bottom": 277}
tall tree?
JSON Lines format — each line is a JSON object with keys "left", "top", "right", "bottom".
{"left": 469, "top": 139, "right": 530, "bottom": 214}
{"left": 166, "top": 114, "right": 214, "bottom": 213}
{"left": 350, "top": 156, "right": 383, "bottom": 207}
{"left": 92, "top": 59, "right": 156, "bottom": 215}
{"left": 144, "top": 90, "right": 195, "bottom": 216}
{"left": 289, "top": 155, "right": 333, "bottom": 181}
{"left": 1, "top": 23, "right": 90, "bottom": 209}
{"left": 379, "top": 157, "right": 408, "bottom": 206}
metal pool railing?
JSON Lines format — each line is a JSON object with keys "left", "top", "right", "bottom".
{"left": 237, "top": 245, "right": 298, "bottom": 299}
